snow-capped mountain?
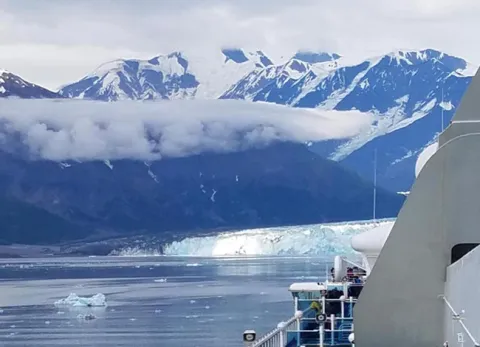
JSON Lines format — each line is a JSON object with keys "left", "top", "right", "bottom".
{"left": 220, "top": 57, "right": 339, "bottom": 102}
{"left": 59, "top": 52, "right": 199, "bottom": 101}
{"left": 293, "top": 51, "right": 341, "bottom": 64}
{"left": 301, "top": 49, "right": 475, "bottom": 191}
{"left": 59, "top": 49, "right": 273, "bottom": 101}
{"left": 2, "top": 47, "right": 476, "bottom": 192}
{"left": 219, "top": 48, "right": 475, "bottom": 191}
{"left": 0, "top": 69, "right": 60, "bottom": 99}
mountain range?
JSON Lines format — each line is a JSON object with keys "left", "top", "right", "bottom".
{"left": 0, "top": 142, "right": 403, "bottom": 246}
{"left": 0, "top": 47, "right": 474, "bottom": 246}
{"left": 1, "top": 48, "right": 474, "bottom": 192}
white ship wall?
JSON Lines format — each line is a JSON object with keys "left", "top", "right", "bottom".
{"left": 444, "top": 245, "right": 480, "bottom": 346}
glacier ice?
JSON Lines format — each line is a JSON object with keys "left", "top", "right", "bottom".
{"left": 54, "top": 293, "right": 107, "bottom": 307}
{"left": 162, "top": 219, "right": 395, "bottom": 256}
{"left": 109, "top": 247, "right": 162, "bottom": 257}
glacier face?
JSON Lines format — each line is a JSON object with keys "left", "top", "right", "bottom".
{"left": 162, "top": 219, "right": 395, "bottom": 257}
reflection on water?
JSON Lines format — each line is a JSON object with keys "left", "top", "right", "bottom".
{"left": 0, "top": 256, "right": 327, "bottom": 346}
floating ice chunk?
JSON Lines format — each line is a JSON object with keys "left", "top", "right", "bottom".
{"left": 190, "top": 300, "right": 196, "bottom": 304}
{"left": 129, "top": 318, "right": 137, "bottom": 321}
{"left": 55, "top": 293, "right": 107, "bottom": 307}
{"left": 77, "top": 313, "right": 96, "bottom": 321}
{"left": 45, "top": 321, "right": 51, "bottom": 325}
{"left": 154, "top": 278, "right": 167, "bottom": 283}
{"left": 205, "top": 305, "right": 210, "bottom": 309}
{"left": 154, "top": 309, "right": 162, "bottom": 313}
{"left": 186, "top": 263, "right": 201, "bottom": 267}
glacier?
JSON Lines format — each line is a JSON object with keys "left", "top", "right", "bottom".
{"left": 162, "top": 219, "right": 395, "bottom": 257}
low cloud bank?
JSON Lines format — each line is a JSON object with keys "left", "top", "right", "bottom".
{"left": 0, "top": 99, "right": 372, "bottom": 161}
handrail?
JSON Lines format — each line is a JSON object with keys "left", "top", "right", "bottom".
{"left": 440, "top": 295, "right": 480, "bottom": 346}
{"left": 250, "top": 308, "right": 313, "bottom": 347}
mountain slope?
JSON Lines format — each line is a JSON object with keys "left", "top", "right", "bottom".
{"left": 0, "top": 142, "right": 404, "bottom": 244}
{"left": 293, "top": 51, "right": 341, "bottom": 64}
{"left": 5, "top": 48, "right": 475, "bottom": 193}
{"left": 0, "top": 196, "right": 87, "bottom": 244}
{"left": 314, "top": 50, "right": 474, "bottom": 191}
{"left": 59, "top": 49, "right": 274, "bottom": 101}
{"left": 220, "top": 58, "right": 338, "bottom": 102}
{"left": 232, "top": 49, "right": 474, "bottom": 191}
{"left": 0, "top": 70, "right": 60, "bottom": 99}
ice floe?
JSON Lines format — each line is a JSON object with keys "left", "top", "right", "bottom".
{"left": 54, "top": 293, "right": 107, "bottom": 307}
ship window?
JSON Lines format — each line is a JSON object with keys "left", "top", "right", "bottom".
{"left": 451, "top": 243, "right": 479, "bottom": 263}
{"left": 297, "top": 292, "right": 321, "bottom": 300}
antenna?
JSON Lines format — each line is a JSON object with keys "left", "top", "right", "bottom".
{"left": 373, "top": 148, "right": 377, "bottom": 221}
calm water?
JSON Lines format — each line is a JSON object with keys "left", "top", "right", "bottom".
{"left": 0, "top": 256, "right": 328, "bottom": 346}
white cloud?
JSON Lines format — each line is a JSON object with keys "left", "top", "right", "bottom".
{"left": 1, "top": 0, "right": 480, "bottom": 89}
{"left": 0, "top": 99, "right": 372, "bottom": 161}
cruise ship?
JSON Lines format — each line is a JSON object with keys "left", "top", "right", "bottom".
{"left": 242, "top": 68, "right": 480, "bottom": 347}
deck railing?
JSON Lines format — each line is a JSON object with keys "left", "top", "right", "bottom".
{"left": 246, "top": 281, "right": 361, "bottom": 347}
{"left": 249, "top": 309, "right": 312, "bottom": 347}
{"left": 247, "top": 295, "right": 358, "bottom": 347}
{"left": 440, "top": 295, "right": 480, "bottom": 347}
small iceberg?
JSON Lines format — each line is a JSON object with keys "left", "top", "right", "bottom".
{"left": 55, "top": 293, "right": 107, "bottom": 307}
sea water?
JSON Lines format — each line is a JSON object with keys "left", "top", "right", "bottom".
{"left": 0, "top": 256, "right": 328, "bottom": 346}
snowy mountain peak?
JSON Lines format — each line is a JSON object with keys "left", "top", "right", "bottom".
{"left": 147, "top": 51, "right": 190, "bottom": 73}
{"left": 222, "top": 48, "right": 249, "bottom": 64}
{"left": 60, "top": 53, "right": 199, "bottom": 101}
{"left": 220, "top": 57, "right": 320, "bottom": 101}
{"left": 293, "top": 51, "right": 341, "bottom": 64}
{"left": 0, "top": 69, "right": 59, "bottom": 99}
{"left": 221, "top": 48, "right": 273, "bottom": 68}
{"left": 279, "top": 58, "right": 313, "bottom": 80}
{"left": 60, "top": 49, "right": 276, "bottom": 101}
{"left": 382, "top": 49, "right": 471, "bottom": 72}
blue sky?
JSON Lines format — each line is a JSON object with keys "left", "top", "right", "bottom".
{"left": 0, "top": 0, "right": 479, "bottom": 89}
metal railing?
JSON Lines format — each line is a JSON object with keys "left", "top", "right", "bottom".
{"left": 250, "top": 309, "right": 312, "bottom": 347}
{"left": 440, "top": 295, "right": 480, "bottom": 347}
{"left": 249, "top": 295, "right": 358, "bottom": 347}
